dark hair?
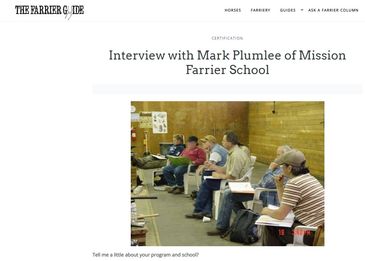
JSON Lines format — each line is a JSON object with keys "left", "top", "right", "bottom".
{"left": 188, "top": 136, "right": 198, "bottom": 143}
{"left": 286, "top": 161, "right": 310, "bottom": 176}
{"left": 224, "top": 131, "right": 241, "bottom": 146}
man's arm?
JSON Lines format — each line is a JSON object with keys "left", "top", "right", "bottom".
{"left": 206, "top": 162, "right": 226, "bottom": 174}
{"left": 223, "top": 153, "right": 247, "bottom": 180}
{"left": 257, "top": 162, "right": 280, "bottom": 188}
{"left": 262, "top": 178, "right": 299, "bottom": 220}
{"left": 196, "top": 164, "right": 206, "bottom": 175}
{"left": 212, "top": 172, "right": 235, "bottom": 180}
{"left": 261, "top": 204, "right": 292, "bottom": 220}
{"left": 274, "top": 174, "right": 285, "bottom": 202}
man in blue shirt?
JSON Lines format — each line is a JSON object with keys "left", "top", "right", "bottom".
{"left": 207, "top": 145, "right": 292, "bottom": 236}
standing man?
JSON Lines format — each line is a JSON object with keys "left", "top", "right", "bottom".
{"left": 185, "top": 131, "right": 251, "bottom": 218}
{"left": 163, "top": 136, "right": 206, "bottom": 194}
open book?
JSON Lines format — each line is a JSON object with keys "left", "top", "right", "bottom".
{"left": 255, "top": 205, "right": 295, "bottom": 228}
{"left": 203, "top": 176, "right": 221, "bottom": 180}
{"left": 166, "top": 155, "right": 191, "bottom": 166}
{"left": 228, "top": 182, "right": 255, "bottom": 194}
{"left": 151, "top": 154, "right": 166, "bottom": 160}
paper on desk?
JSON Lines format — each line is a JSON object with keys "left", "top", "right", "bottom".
{"left": 228, "top": 182, "right": 255, "bottom": 194}
{"left": 203, "top": 176, "right": 222, "bottom": 180}
{"left": 151, "top": 154, "right": 166, "bottom": 160}
{"left": 255, "top": 205, "right": 295, "bottom": 227}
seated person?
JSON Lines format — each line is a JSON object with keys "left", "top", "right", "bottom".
{"left": 163, "top": 136, "right": 206, "bottom": 194}
{"left": 132, "top": 134, "right": 185, "bottom": 169}
{"left": 255, "top": 145, "right": 292, "bottom": 206}
{"left": 185, "top": 131, "right": 251, "bottom": 219}
{"left": 196, "top": 135, "right": 228, "bottom": 181}
{"left": 207, "top": 145, "right": 291, "bottom": 236}
{"left": 261, "top": 149, "right": 324, "bottom": 246}
{"left": 165, "top": 134, "right": 186, "bottom": 156}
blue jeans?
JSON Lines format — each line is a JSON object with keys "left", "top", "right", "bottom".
{"left": 193, "top": 179, "right": 221, "bottom": 215}
{"left": 216, "top": 188, "right": 254, "bottom": 231}
{"left": 163, "top": 165, "right": 196, "bottom": 187}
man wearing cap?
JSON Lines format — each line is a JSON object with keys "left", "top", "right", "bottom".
{"left": 261, "top": 149, "right": 324, "bottom": 246}
{"left": 163, "top": 136, "right": 206, "bottom": 194}
{"left": 196, "top": 135, "right": 228, "bottom": 180}
{"left": 206, "top": 145, "right": 291, "bottom": 236}
{"left": 185, "top": 131, "right": 251, "bottom": 219}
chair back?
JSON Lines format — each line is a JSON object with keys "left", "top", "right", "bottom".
{"left": 250, "top": 156, "right": 257, "bottom": 166}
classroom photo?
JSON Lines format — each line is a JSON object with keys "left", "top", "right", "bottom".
{"left": 130, "top": 101, "right": 325, "bottom": 247}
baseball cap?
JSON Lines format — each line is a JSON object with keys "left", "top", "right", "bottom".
{"left": 200, "top": 135, "right": 216, "bottom": 143}
{"left": 274, "top": 149, "right": 306, "bottom": 167}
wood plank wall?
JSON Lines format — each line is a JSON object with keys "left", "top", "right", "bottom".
{"left": 131, "top": 101, "right": 324, "bottom": 179}
{"left": 131, "top": 102, "right": 249, "bottom": 157}
{"left": 248, "top": 102, "right": 324, "bottom": 178}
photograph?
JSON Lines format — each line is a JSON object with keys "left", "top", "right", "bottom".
{"left": 130, "top": 101, "right": 324, "bottom": 246}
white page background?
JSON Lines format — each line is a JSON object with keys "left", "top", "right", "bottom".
{"left": 1, "top": 1, "right": 364, "bottom": 260}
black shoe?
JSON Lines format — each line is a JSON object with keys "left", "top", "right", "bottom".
{"left": 185, "top": 212, "right": 204, "bottom": 219}
{"left": 207, "top": 228, "right": 226, "bottom": 236}
{"left": 131, "top": 156, "right": 138, "bottom": 166}
{"left": 190, "top": 190, "right": 198, "bottom": 199}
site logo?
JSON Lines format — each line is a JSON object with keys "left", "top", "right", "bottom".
{"left": 14, "top": 4, "right": 85, "bottom": 20}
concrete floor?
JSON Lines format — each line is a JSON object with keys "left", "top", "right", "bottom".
{"left": 135, "top": 161, "right": 269, "bottom": 246}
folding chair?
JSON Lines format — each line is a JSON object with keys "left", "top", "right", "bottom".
{"left": 246, "top": 187, "right": 278, "bottom": 213}
{"left": 183, "top": 164, "right": 200, "bottom": 195}
{"left": 212, "top": 166, "right": 254, "bottom": 220}
{"left": 250, "top": 155, "right": 257, "bottom": 167}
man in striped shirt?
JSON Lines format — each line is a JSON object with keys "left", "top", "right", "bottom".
{"left": 261, "top": 149, "right": 324, "bottom": 246}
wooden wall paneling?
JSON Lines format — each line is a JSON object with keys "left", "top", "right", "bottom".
{"left": 248, "top": 102, "right": 324, "bottom": 178}
{"left": 131, "top": 102, "right": 249, "bottom": 157}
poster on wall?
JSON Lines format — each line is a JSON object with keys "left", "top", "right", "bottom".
{"left": 139, "top": 112, "right": 152, "bottom": 128}
{"left": 152, "top": 111, "right": 168, "bottom": 134}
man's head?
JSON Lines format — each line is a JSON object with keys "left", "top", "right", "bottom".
{"left": 269, "top": 145, "right": 292, "bottom": 170}
{"left": 276, "top": 145, "right": 292, "bottom": 158}
{"left": 275, "top": 149, "right": 308, "bottom": 176}
{"left": 222, "top": 131, "right": 240, "bottom": 150}
{"left": 186, "top": 136, "right": 199, "bottom": 150}
{"left": 200, "top": 135, "right": 216, "bottom": 150}
{"left": 173, "top": 134, "right": 184, "bottom": 145}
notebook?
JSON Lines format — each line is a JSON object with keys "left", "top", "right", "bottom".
{"left": 166, "top": 155, "right": 191, "bottom": 166}
{"left": 228, "top": 182, "right": 255, "bottom": 194}
{"left": 255, "top": 205, "right": 295, "bottom": 228}
{"left": 151, "top": 154, "right": 166, "bottom": 160}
